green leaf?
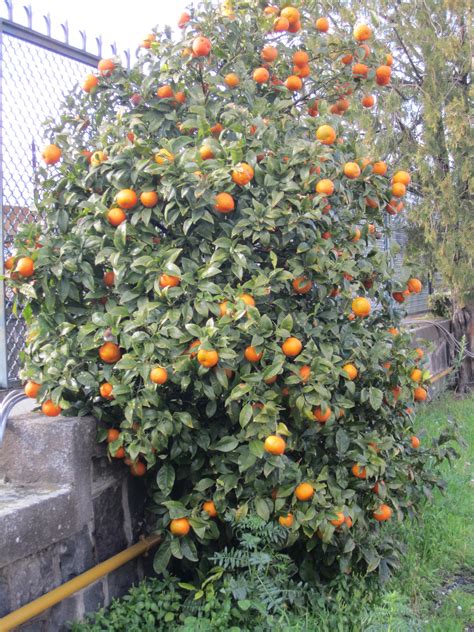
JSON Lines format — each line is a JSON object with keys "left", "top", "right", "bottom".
{"left": 212, "top": 436, "right": 239, "bottom": 452}
{"left": 153, "top": 541, "right": 171, "bottom": 574}
{"left": 157, "top": 463, "right": 175, "bottom": 495}
{"left": 255, "top": 497, "right": 271, "bottom": 521}
{"left": 369, "top": 387, "right": 383, "bottom": 410}
{"left": 335, "top": 429, "right": 350, "bottom": 455}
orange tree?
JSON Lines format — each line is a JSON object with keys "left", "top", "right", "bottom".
{"left": 7, "top": 1, "right": 454, "bottom": 581}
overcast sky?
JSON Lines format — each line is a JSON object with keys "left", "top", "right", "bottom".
{"left": 6, "top": 0, "right": 192, "bottom": 53}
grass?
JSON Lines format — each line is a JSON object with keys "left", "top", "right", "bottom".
{"left": 385, "top": 391, "right": 474, "bottom": 631}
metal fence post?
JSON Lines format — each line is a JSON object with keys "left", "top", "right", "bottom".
{"left": 0, "top": 19, "right": 9, "bottom": 388}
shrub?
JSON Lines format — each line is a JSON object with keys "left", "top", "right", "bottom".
{"left": 428, "top": 290, "right": 452, "bottom": 319}
{"left": 7, "top": 0, "right": 453, "bottom": 582}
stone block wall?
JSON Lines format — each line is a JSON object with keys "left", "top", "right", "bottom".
{"left": 0, "top": 413, "right": 150, "bottom": 630}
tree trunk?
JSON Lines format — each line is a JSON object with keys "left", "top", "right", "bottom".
{"left": 452, "top": 300, "right": 474, "bottom": 392}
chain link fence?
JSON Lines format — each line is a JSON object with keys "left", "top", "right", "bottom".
{"left": 0, "top": 3, "right": 115, "bottom": 387}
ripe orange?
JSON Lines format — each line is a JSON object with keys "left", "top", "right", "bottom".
{"left": 352, "top": 63, "right": 369, "bottom": 78}
{"left": 214, "top": 192, "right": 235, "bottom": 213}
{"left": 388, "top": 327, "right": 400, "bottom": 336}
{"left": 330, "top": 512, "right": 345, "bottom": 527}
{"left": 232, "top": 163, "right": 254, "bottom": 186}
{"left": 41, "top": 144, "right": 62, "bottom": 165}
{"left": 82, "top": 74, "right": 99, "bottom": 93}
{"left": 112, "top": 447, "right": 126, "bottom": 459}
{"left": 157, "top": 85, "right": 174, "bottom": 99}
{"left": 159, "top": 274, "right": 181, "bottom": 288}
{"left": 99, "top": 382, "right": 114, "bottom": 400}
{"left": 244, "top": 346, "right": 263, "bottom": 362}
{"left": 292, "top": 277, "right": 312, "bottom": 294}
{"left": 313, "top": 406, "right": 331, "bottom": 423}
{"left": 393, "top": 170, "right": 411, "bottom": 186}
{"left": 391, "top": 182, "right": 406, "bottom": 197}
{"left": 253, "top": 67, "right": 270, "bottom": 83}
{"left": 373, "top": 504, "right": 392, "bottom": 521}
{"left": 372, "top": 161, "right": 387, "bottom": 176}
{"left": 415, "top": 347, "right": 424, "bottom": 360}
{"left": 175, "top": 91, "right": 186, "bottom": 104}
{"left": 294, "top": 63, "right": 311, "bottom": 78}
{"left": 102, "top": 270, "right": 114, "bottom": 288}
{"left": 342, "top": 363, "right": 358, "bottom": 380}
{"left": 42, "top": 400, "right": 61, "bottom": 417}
{"left": 140, "top": 191, "right": 159, "bottom": 207}
{"left": 281, "top": 6, "right": 300, "bottom": 25}
{"left": 351, "top": 227, "right": 361, "bottom": 242}
{"left": 155, "top": 149, "right": 174, "bottom": 164}
{"left": 107, "top": 208, "right": 126, "bottom": 226}
{"left": 197, "top": 349, "right": 219, "bottom": 368}
{"left": 4, "top": 256, "right": 15, "bottom": 271}
{"left": 99, "top": 342, "right": 121, "bottom": 364}
{"left": 386, "top": 53, "right": 394, "bottom": 66}
{"left": 411, "top": 436, "right": 421, "bottom": 449}
{"left": 178, "top": 11, "right": 190, "bottom": 28}
{"left": 293, "top": 51, "right": 309, "bottom": 67}
{"left": 107, "top": 428, "right": 120, "bottom": 443}
{"left": 264, "top": 6, "right": 280, "bottom": 16}
{"left": 281, "top": 337, "right": 303, "bottom": 357}
{"left": 315, "top": 17, "right": 329, "bottom": 32}
{"left": 192, "top": 36, "right": 211, "bottom": 57}
{"left": 375, "top": 65, "right": 391, "bottom": 86}
{"left": 341, "top": 53, "right": 353, "bottom": 65}
{"left": 361, "top": 94, "right": 374, "bottom": 108}
{"left": 407, "top": 278, "right": 422, "bottom": 293}
{"left": 414, "top": 386, "right": 427, "bottom": 402}
{"left": 24, "top": 380, "right": 41, "bottom": 398}
{"left": 91, "top": 150, "right": 107, "bottom": 166}
{"left": 240, "top": 293, "right": 255, "bottom": 308}
{"left": 279, "top": 513, "right": 294, "bottom": 528}
{"left": 16, "top": 257, "right": 34, "bottom": 277}
{"left": 295, "top": 482, "right": 314, "bottom": 501}
{"left": 261, "top": 45, "right": 278, "bottom": 62}
{"left": 316, "top": 125, "right": 336, "bottom": 145}
{"left": 343, "top": 162, "right": 361, "bottom": 179}
{"left": 203, "top": 500, "right": 217, "bottom": 518}
{"left": 354, "top": 24, "right": 372, "bottom": 41}
{"left": 130, "top": 461, "right": 147, "bottom": 476}
{"left": 285, "top": 75, "right": 303, "bottom": 91}
{"left": 410, "top": 368, "right": 422, "bottom": 383}
{"left": 224, "top": 73, "right": 240, "bottom": 87}
{"left": 264, "top": 435, "right": 286, "bottom": 455}
{"left": 98, "top": 58, "right": 115, "bottom": 76}
{"left": 116, "top": 189, "right": 138, "bottom": 210}
{"left": 169, "top": 517, "right": 191, "bottom": 536}
{"left": 316, "top": 179, "right": 335, "bottom": 195}
{"left": 199, "top": 145, "right": 215, "bottom": 160}
{"left": 273, "top": 17, "right": 290, "bottom": 32}
{"left": 351, "top": 464, "right": 367, "bottom": 479}
{"left": 150, "top": 367, "right": 168, "bottom": 384}
{"left": 210, "top": 122, "right": 224, "bottom": 137}
{"left": 352, "top": 297, "right": 371, "bottom": 317}
{"left": 299, "top": 365, "right": 311, "bottom": 382}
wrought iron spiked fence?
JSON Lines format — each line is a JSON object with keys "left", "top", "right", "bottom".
{"left": 0, "top": 0, "right": 133, "bottom": 388}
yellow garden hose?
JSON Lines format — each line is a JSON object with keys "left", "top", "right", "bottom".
{"left": 0, "top": 534, "right": 161, "bottom": 631}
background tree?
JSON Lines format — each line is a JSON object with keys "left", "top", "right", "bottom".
{"left": 6, "top": 0, "right": 453, "bottom": 582}
{"left": 321, "top": 0, "right": 473, "bottom": 390}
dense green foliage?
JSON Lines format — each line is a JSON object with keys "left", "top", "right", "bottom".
{"left": 73, "top": 394, "right": 472, "bottom": 632}
{"left": 8, "top": 0, "right": 451, "bottom": 580}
